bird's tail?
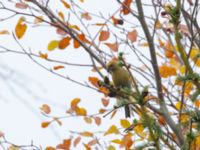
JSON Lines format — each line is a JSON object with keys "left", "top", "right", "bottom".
{"left": 125, "top": 105, "right": 131, "bottom": 118}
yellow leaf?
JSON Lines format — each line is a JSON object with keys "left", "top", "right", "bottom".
{"left": 39, "top": 52, "right": 48, "bottom": 59}
{"left": 120, "top": 119, "right": 131, "bottom": 128}
{"left": 104, "top": 125, "right": 119, "bottom": 136}
{"left": 107, "top": 145, "right": 116, "bottom": 150}
{"left": 15, "top": 17, "right": 27, "bottom": 39}
{"left": 175, "top": 101, "right": 185, "bottom": 110}
{"left": 80, "top": 131, "right": 93, "bottom": 137}
{"left": 47, "top": 40, "right": 59, "bottom": 51}
{"left": 134, "top": 124, "right": 146, "bottom": 138}
{"left": 180, "top": 114, "right": 190, "bottom": 123}
{"left": 84, "top": 117, "right": 92, "bottom": 124}
{"left": 61, "top": 0, "right": 71, "bottom": 9}
{"left": 8, "top": 146, "right": 20, "bottom": 150}
{"left": 75, "top": 107, "right": 87, "bottom": 116}
{"left": 190, "top": 47, "right": 199, "bottom": 59}
{"left": 159, "top": 65, "right": 177, "bottom": 78}
{"left": 58, "top": 11, "right": 65, "bottom": 21}
{"left": 71, "top": 98, "right": 81, "bottom": 110}
{"left": 110, "top": 139, "right": 122, "bottom": 144}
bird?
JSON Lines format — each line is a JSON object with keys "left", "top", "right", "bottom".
{"left": 106, "top": 59, "right": 132, "bottom": 118}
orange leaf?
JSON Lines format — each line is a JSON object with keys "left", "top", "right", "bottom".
{"left": 80, "top": 131, "right": 93, "bottom": 137}
{"left": 56, "top": 139, "right": 71, "bottom": 150}
{"left": 121, "top": 0, "right": 132, "bottom": 15}
{"left": 94, "top": 117, "right": 101, "bottom": 126}
{"left": 71, "top": 98, "right": 81, "bottom": 110}
{"left": 81, "top": 12, "right": 92, "bottom": 20}
{"left": 45, "top": 147, "right": 56, "bottom": 150}
{"left": 194, "top": 100, "right": 200, "bottom": 108}
{"left": 99, "top": 87, "right": 109, "bottom": 96}
{"left": 39, "top": 52, "right": 48, "bottom": 59}
{"left": 61, "top": 0, "right": 71, "bottom": 9}
{"left": 159, "top": 65, "right": 177, "bottom": 78}
{"left": 0, "top": 30, "right": 9, "bottom": 35}
{"left": 73, "top": 136, "right": 81, "bottom": 147}
{"left": 40, "top": 104, "right": 51, "bottom": 114}
{"left": 99, "top": 109, "right": 107, "bottom": 114}
{"left": 41, "top": 121, "right": 51, "bottom": 128}
{"left": 101, "top": 98, "right": 109, "bottom": 107}
{"left": 105, "top": 42, "right": 119, "bottom": 52}
{"left": 127, "top": 29, "right": 137, "bottom": 42}
{"left": 88, "top": 77, "right": 100, "bottom": 87}
{"left": 53, "top": 65, "right": 65, "bottom": 70}
{"left": 158, "top": 115, "right": 166, "bottom": 126}
{"left": 73, "top": 39, "right": 80, "bottom": 48}
{"left": 59, "top": 37, "right": 71, "bottom": 49}
{"left": 99, "top": 30, "right": 110, "bottom": 41}
{"left": 75, "top": 107, "right": 87, "bottom": 116}
{"left": 15, "top": 17, "right": 27, "bottom": 39}
{"left": 104, "top": 125, "right": 119, "bottom": 136}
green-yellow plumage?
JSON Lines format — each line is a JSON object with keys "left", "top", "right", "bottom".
{"left": 107, "top": 60, "right": 131, "bottom": 118}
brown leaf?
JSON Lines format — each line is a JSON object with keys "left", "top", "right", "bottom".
{"left": 88, "top": 139, "right": 97, "bottom": 146}
{"left": 41, "top": 121, "right": 51, "bottom": 128}
{"left": 105, "top": 42, "right": 119, "bottom": 52}
{"left": 73, "top": 136, "right": 81, "bottom": 147}
{"left": 127, "top": 30, "right": 137, "bottom": 42}
{"left": 81, "top": 12, "right": 92, "bottom": 20}
{"left": 0, "top": 30, "right": 9, "bottom": 35}
{"left": 71, "top": 98, "right": 81, "bottom": 110}
{"left": 112, "top": 16, "right": 124, "bottom": 26}
{"left": 15, "top": 2, "right": 28, "bottom": 9}
{"left": 99, "top": 30, "right": 110, "bottom": 41}
{"left": 101, "top": 98, "right": 109, "bottom": 107}
{"left": 94, "top": 117, "right": 101, "bottom": 126}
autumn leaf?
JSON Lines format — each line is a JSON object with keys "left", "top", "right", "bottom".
{"left": 88, "top": 77, "right": 100, "bottom": 87}
{"left": 8, "top": 146, "right": 20, "bottom": 150}
{"left": 58, "top": 11, "right": 65, "bottom": 21}
{"left": 158, "top": 115, "right": 166, "bottom": 126}
{"left": 41, "top": 121, "right": 51, "bottom": 128}
{"left": 80, "top": 131, "right": 93, "bottom": 137}
{"left": 73, "top": 136, "right": 81, "bottom": 147}
{"left": 104, "top": 125, "right": 120, "bottom": 136}
{"left": 99, "top": 87, "right": 109, "bottom": 96}
{"left": 15, "top": 2, "right": 28, "bottom": 9}
{"left": 59, "top": 37, "right": 71, "bottom": 49}
{"left": 88, "top": 139, "right": 97, "bottom": 146}
{"left": 99, "top": 108, "right": 107, "bottom": 114}
{"left": 34, "top": 16, "right": 43, "bottom": 24}
{"left": 127, "top": 29, "right": 137, "bottom": 42}
{"left": 83, "top": 143, "right": 91, "bottom": 150}
{"left": 84, "top": 117, "right": 92, "bottom": 124}
{"left": 175, "top": 101, "right": 185, "bottom": 110}
{"left": 81, "top": 12, "right": 92, "bottom": 20}
{"left": 111, "top": 139, "right": 122, "bottom": 144}
{"left": 159, "top": 65, "right": 177, "bottom": 78}
{"left": 99, "top": 30, "right": 110, "bottom": 41}
{"left": 75, "top": 107, "right": 87, "bottom": 116}
{"left": 39, "top": 52, "right": 48, "bottom": 59}
{"left": 120, "top": 119, "right": 131, "bottom": 128}
{"left": 53, "top": 65, "right": 65, "bottom": 70}
{"left": 71, "top": 98, "right": 81, "bottom": 110}
{"left": 61, "top": 0, "right": 71, "bottom": 9}
{"left": 15, "top": 17, "right": 27, "bottom": 39}
{"left": 134, "top": 124, "right": 146, "bottom": 138}
{"left": 112, "top": 16, "right": 124, "bottom": 26}
{"left": 48, "top": 40, "right": 59, "bottom": 51}
{"left": 107, "top": 145, "right": 116, "bottom": 150}
{"left": 40, "top": 104, "right": 51, "bottom": 114}
{"left": 0, "top": 30, "right": 9, "bottom": 35}
{"left": 93, "top": 117, "right": 101, "bottom": 126}
{"left": 56, "top": 139, "right": 71, "bottom": 150}
{"left": 45, "top": 147, "right": 56, "bottom": 150}
{"left": 121, "top": 0, "right": 132, "bottom": 15}
{"left": 105, "top": 42, "right": 119, "bottom": 52}
{"left": 101, "top": 98, "right": 109, "bottom": 107}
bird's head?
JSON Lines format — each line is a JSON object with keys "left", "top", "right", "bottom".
{"left": 106, "top": 60, "right": 119, "bottom": 73}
